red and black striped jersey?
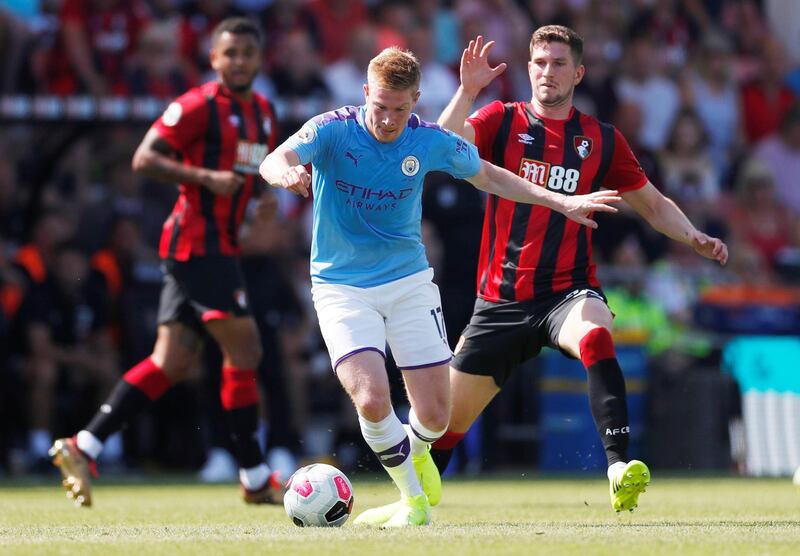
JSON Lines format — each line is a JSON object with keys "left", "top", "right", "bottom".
{"left": 468, "top": 101, "right": 647, "bottom": 303}
{"left": 153, "top": 81, "right": 277, "bottom": 261}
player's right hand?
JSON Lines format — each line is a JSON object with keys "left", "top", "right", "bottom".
{"left": 461, "top": 35, "right": 507, "bottom": 96}
{"left": 204, "top": 170, "right": 244, "bottom": 196}
{"left": 278, "top": 165, "right": 311, "bottom": 198}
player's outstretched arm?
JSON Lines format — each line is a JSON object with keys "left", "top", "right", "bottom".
{"left": 259, "top": 144, "right": 310, "bottom": 198}
{"left": 622, "top": 182, "right": 728, "bottom": 265}
{"left": 132, "top": 128, "right": 243, "bottom": 195}
{"left": 466, "top": 160, "right": 620, "bottom": 228}
{"left": 437, "top": 35, "right": 506, "bottom": 142}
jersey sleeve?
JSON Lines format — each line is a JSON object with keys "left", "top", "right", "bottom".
{"left": 281, "top": 116, "right": 332, "bottom": 166}
{"left": 152, "top": 90, "right": 209, "bottom": 152}
{"left": 465, "top": 100, "right": 506, "bottom": 160}
{"left": 601, "top": 127, "right": 648, "bottom": 193}
{"left": 429, "top": 129, "right": 482, "bottom": 180}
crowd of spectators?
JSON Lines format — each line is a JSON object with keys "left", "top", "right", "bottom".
{"left": 1, "top": 0, "right": 799, "bottom": 477}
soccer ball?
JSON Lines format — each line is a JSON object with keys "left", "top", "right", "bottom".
{"left": 284, "top": 463, "right": 354, "bottom": 527}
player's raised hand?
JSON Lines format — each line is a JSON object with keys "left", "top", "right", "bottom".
{"left": 561, "top": 190, "right": 622, "bottom": 229}
{"left": 204, "top": 170, "right": 244, "bottom": 196}
{"left": 461, "top": 35, "right": 507, "bottom": 96}
{"left": 278, "top": 164, "right": 311, "bottom": 198}
{"left": 691, "top": 231, "right": 728, "bottom": 265}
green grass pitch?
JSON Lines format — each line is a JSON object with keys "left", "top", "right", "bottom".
{"left": 1, "top": 475, "right": 798, "bottom": 555}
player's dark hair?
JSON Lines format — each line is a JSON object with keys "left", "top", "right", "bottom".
{"left": 211, "top": 17, "right": 263, "bottom": 47}
{"left": 530, "top": 25, "right": 583, "bottom": 65}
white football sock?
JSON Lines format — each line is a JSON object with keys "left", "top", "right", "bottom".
{"left": 359, "top": 410, "right": 422, "bottom": 498}
{"left": 240, "top": 463, "right": 271, "bottom": 490}
{"left": 76, "top": 430, "right": 103, "bottom": 461}
{"left": 406, "top": 407, "right": 447, "bottom": 456}
{"left": 607, "top": 461, "right": 627, "bottom": 481}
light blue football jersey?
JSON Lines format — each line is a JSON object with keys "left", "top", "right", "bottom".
{"left": 284, "top": 105, "right": 482, "bottom": 287}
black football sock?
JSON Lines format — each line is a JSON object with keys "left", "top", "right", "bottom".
{"left": 224, "top": 403, "right": 264, "bottom": 469}
{"left": 221, "top": 368, "right": 264, "bottom": 469}
{"left": 85, "top": 358, "right": 170, "bottom": 442}
{"left": 580, "top": 328, "right": 629, "bottom": 466}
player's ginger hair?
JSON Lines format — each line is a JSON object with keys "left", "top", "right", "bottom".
{"left": 367, "top": 47, "right": 421, "bottom": 92}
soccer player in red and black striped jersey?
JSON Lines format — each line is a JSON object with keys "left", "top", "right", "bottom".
{"left": 432, "top": 27, "right": 728, "bottom": 512}
{"left": 49, "top": 17, "right": 283, "bottom": 507}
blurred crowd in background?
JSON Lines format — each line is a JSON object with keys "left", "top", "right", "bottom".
{"left": 1, "top": 0, "right": 800, "bottom": 480}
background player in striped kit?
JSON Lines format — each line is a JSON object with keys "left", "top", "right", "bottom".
{"left": 261, "top": 46, "right": 620, "bottom": 527}
{"left": 433, "top": 27, "right": 728, "bottom": 512}
{"left": 49, "top": 17, "right": 283, "bottom": 508}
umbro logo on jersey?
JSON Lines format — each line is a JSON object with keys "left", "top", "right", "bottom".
{"left": 518, "top": 133, "right": 535, "bottom": 144}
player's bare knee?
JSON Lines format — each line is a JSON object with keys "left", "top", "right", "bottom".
{"left": 411, "top": 399, "right": 450, "bottom": 432}
{"left": 354, "top": 391, "right": 392, "bottom": 423}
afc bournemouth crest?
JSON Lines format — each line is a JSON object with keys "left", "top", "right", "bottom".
{"left": 573, "top": 136, "right": 592, "bottom": 160}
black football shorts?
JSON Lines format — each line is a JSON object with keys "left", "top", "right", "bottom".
{"left": 451, "top": 288, "right": 607, "bottom": 387}
{"left": 157, "top": 256, "right": 251, "bottom": 333}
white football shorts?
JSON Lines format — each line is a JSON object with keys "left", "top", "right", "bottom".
{"left": 311, "top": 268, "right": 452, "bottom": 371}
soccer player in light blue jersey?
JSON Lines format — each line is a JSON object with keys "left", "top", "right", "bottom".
{"left": 260, "top": 47, "right": 620, "bottom": 527}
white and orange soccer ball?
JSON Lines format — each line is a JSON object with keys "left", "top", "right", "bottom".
{"left": 284, "top": 463, "right": 354, "bottom": 527}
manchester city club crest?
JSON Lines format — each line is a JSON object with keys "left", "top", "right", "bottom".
{"left": 573, "top": 136, "right": 593, "bottom": 159}
{"left": 401, "top": 155, "right": 420, "bottom": 176}
{"left": 297, "top": 123, "right": 316, "bottom": 144}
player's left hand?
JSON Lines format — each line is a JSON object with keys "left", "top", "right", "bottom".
{"left": 691, "top": 232, "right": 728, "bottom": 265}
{"left": 561, "top": 190, "right": 622, "bottom": 229}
